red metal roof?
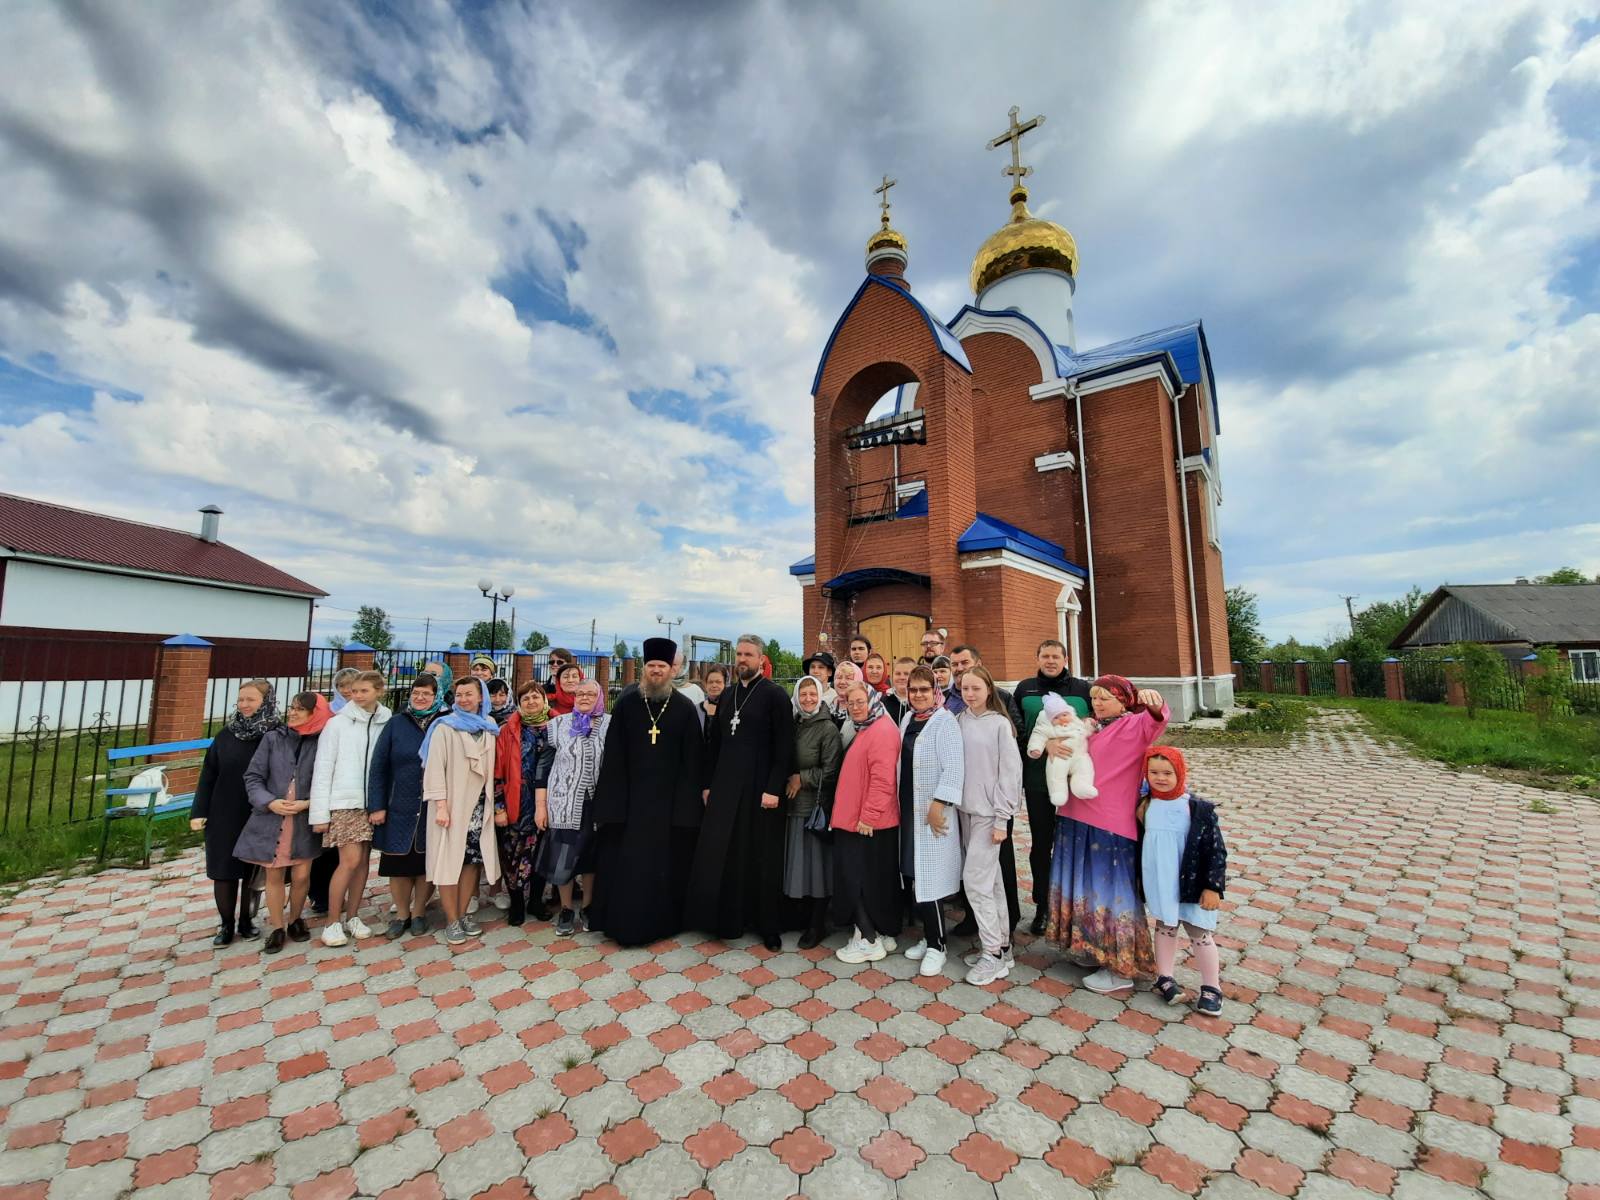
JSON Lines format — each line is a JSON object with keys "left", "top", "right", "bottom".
{"left": 0, "top": 493, "right": 326, "bottom": 597}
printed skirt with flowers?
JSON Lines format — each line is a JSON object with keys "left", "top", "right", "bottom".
{"left": 1044, "top": 817, "right": 1155, "bottom": 979}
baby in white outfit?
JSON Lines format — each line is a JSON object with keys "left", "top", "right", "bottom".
{"left": 1026, "top": 692, "right": 1098, "bottom": 805}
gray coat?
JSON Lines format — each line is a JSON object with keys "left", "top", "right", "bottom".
{"left": 237, "top": 727, "right": 321, "bottom": 865}
{"left": 898, "top": 707, "right": 965, "bottom": 902}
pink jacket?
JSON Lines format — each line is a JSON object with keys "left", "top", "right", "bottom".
{"left": 1064, "top": 704, "right": 1170, "bottom": 840}
{"left": 830, "top": 716, "right": 900, "bottom": 831}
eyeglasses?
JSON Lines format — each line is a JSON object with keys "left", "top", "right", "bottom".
{"left": 907, "top": 685, "right": 935, "bottom": 695}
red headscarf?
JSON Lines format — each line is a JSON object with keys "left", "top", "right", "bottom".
{"left": 1144, "top": 746, "right": 1188, "bottom": 800}
{"left": 549, "top": 664, "right": 585, "bottom": 716}
{"left": 761, "top": 654, "right": 773, "bottom": 679}
{"left": 1091, "top": 674, "right": 1141, "bottom": 711}
{"left": 293, "top": 694, "right": 334, "bottom": 737}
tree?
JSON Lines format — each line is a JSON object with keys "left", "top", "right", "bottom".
{"left": 1533, "top": 566, "right": 1593, "bottom": 585}
{"left": 1523, "top": 645, "right": 1569, "bottom": 724}
{"left": 1330, "top": 586, "right": 1430, "bottom": 659}
{"left": 765, "top": 639, "right": 803, "bottom": 680}
{"left": 522, "top": 629, "right": 550, "bottom": 652}
{"left": 613, "top": 639, "right": 631, "bottom": 660}
{"left": 1449, "top": 641, "right": 1506, "bottom": 720}
{"left": 1226, "top": 586, "right": 1265, "bottom": 663}
{"left": 464, "top": 619, "right": 513, "bottom": 653}
{"left": 349, "top": 605, "right": 395, "bottom": 652}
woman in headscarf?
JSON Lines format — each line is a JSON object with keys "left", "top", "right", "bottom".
{"left": 494, "top": 681, "right": 555, "bottom": 926}
{"left": 830, "top": 680, "right": 902, "bottom": 963}
{"left": 533, "top": 678, "right": 609, "bottom": 936}
{"left": 863, "top": 652, "right": 891, "bottom": 695}
{"left": 423, "top": 677, "right": 502, "bottom": 947}
{"left": 191, "top": 678, "right": 280, "bottom": 946}
{"left": 1044, "top": 674, "right": 1168, "bottom": 994}
{"left": 548, "top": 662, "right": 585, "bottom": 717}
{"left": 829, "top": 661, "right": 863, "bottom": 727}
{"left": 239, "top": 691, "right": 331, "bottom": 953}
{"left": 367, "top": 674, "right": 444, "bottom": 939}
{"left": 785, "top": 676, "right": 843, "bottom": 949}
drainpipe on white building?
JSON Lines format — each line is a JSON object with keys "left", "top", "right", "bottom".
{"left": 1071, "top": 383, "right": 1100, "bottom": 677}
{"left": 1171, "top": 385, "right": 1206, "bottom": 715}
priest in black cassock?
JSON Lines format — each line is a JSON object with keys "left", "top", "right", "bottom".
{"left": 684, "top": 634, "right": 794, "bottom": 950}
{"left": 589, "top": 638, "right": 704, "bottom": 947}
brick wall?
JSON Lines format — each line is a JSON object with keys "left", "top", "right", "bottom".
{"left": 958, "top": 564, "right": 1067, "bottom": 681}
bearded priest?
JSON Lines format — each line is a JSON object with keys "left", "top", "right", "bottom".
{"left": 684, "top": 633, "right": 795, "bottom": 951}
{"left": 590, "top": 638, "right": 704, "bottom": 947}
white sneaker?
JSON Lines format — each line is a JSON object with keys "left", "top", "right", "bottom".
{"left": 904, "top": 939, "right": 928, "bottom": 961}
{"left": 919, "top": 947, "right": 948, "bottom": 977}
{"left": 963, "top": 946, "right": 1015, "bottom": 968}
{"left": 965, "top": 953, "right": 1012, "bottom": 986}
{"left": 320, "top": 921, "right": 347, "bottom": 947}
{"left": 1083, "top": 968, "right": 1133, "bottom": 993}
{"left": 467, "top": 896, "right": 479, "bottom": 914}
{"left": 345, "top": 915, "right": 373, "bottom": 940}
{"left": 836, "top": 934, "right": 887, "bottom": 964}
{"left": 492, "top": 892, "right": 511, "bottom": 911}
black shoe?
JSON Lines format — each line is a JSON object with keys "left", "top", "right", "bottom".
{"left": 949, "top": 914, "right": 978, "bottom": 937}
{"left": 264, "top": 929, "right": 286, "bottom": 955}
{"left": 762, "top": 933, "right": 782, "bottom": 953}
{"left": 1029, "top": 911, "right": 1047, "bottom": 936}
{"left": 237, "top": 919, "right": 258, "bottom": 939}
{"left": 286, "top": 919, "right": 310, "bottom": 942}
{"left": 798, "top": 922, "right": 826, "bottom": 951}
{"left": 212, "top": 926, "right": 235, "bottom": 947}
{"left": 1153, "top": 975, "right": 1184, "bottom": 1005}
{"left": 1196, "top": 985, "right": 1223, "bottom": 1017}
{"left": 507, "top": 891, "right": 526, "bottom": 927}
{"left": 555, "top": 908, "right": 576, "bottom": 937}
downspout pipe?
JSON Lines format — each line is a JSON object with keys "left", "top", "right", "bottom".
{"left": 1171, "top": 383, "right": 1206, "bottom": 716}
{"left": 1071, "top": 382, "right": 1100, "bottom": 677}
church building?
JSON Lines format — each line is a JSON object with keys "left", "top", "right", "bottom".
{"left": 790, "top": 109, "right": 1232, "bottom": 719}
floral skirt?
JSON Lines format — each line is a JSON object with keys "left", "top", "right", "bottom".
{"left": 1044, "top": 818, "right": 1155, "bottom": 979}
{"left": 498, "top": 809, "right": 538, "bottom": 894}
{"left": 323, "top": 809, "right": 373, "bottom": 849}
{"left": 463, "top": 799, "right": 486, "bottom": 867}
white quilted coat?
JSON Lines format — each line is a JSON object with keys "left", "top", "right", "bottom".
{"left": 898, "top": 707, "right": 965, "bottom": 902}
{"left": 309, "top": 701, "right": 392, "bottom": 826}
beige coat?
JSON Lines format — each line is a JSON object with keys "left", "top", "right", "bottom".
{"left": 422, "top": 726, "right": 500, "bottom": 887}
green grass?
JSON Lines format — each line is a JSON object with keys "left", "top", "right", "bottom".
{"left": 0, "top": 726, "right": 206, "bottom": 887}
{"left": 1299, "top": 695, "right": 1600, "bottom": 791}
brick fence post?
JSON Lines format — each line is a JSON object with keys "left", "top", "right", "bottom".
{"left": 150, "top": 634, "right": 212, "bottom": 793}
{"left": 1231, "top": 660, "right": 1245, "bottom": 693}
{"left": 1259, "top": 660, "right": 1275, "bottom": 694}
{"left": 340, "top": 641, "right": 376, "bottom": 673}
{"left": 1293, "top": 660, "right": 1310, "bottom": 696}
{"left": 512, "top": 650, "right": 536, "bottom": 693}
{"left": 1382, "top": 657, "right": 1406, "bottom": 702}
{"left": 622, "top": 658, "right": 638, "bottom": 687}
{"left": 1520, "top": 652, "right": 1543, "bottom": 680}
{"left": 1333, "top": 659, "right": 1353, "bottom": 697}
{"left": 594, "top": 657, "right": 612, "bottom": 694}
{"left": 1444, "top": 659, "right": 1466, "bottom": 707}
{"left": 447, "top": 646, "right": 471, "bottom": 683}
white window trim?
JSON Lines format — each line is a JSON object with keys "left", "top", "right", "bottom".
{"left": 1571, "top": 649, "right": 1600, "bottom": 682}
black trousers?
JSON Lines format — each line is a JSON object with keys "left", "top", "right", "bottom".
{"left": 308, "top": 848, "right": 338, "bottom": 911}
{"left": 1023, "top": 785, "right": 1056, "bottom": 908}
{"left": 998, "top": 818, "right": 1021, "bottom": 933}
{"left": 915, "top": 899, "right": 946, "bottom": 951}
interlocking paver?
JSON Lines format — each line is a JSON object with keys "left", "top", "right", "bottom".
{"left": 2, "top": 710, "right": 1597, "bottom": 1198}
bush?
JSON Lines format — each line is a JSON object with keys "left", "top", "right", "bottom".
{"left": 1225, "top": 698, "right": 1310, "bottom": 733}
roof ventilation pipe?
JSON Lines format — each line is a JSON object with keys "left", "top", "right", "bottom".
{"left": 199, "top": 505, "right": 222, "bottom": 544}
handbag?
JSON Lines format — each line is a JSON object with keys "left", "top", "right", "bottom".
{"left": 803, "top": 800, "right": 833, "bottom": 841}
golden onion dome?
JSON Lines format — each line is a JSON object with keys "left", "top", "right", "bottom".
{"left": 971, "top": 186, "right": 1078, "bottom": 294}
{"left": 866, "top": 224, "right": 907, "bottom": 256}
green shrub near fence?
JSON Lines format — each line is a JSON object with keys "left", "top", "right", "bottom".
{"left": 1226, "top": 698, "right": 1310, "bottom": 733}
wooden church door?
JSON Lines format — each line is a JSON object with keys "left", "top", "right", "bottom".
{"left": 859, "top": 614, "right": 927, "bottom": 663}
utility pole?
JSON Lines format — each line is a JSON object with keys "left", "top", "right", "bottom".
{"left": 423, "top": 617, "right": 431, "bottom": 654}
{"left": 589, "top": 619, "right": 597, "bottom": 654}
{"left": 511, "top": 607, "right": 517, "bottom": 652}
{"left": 1340, "top": 594, "right": 1359, "bottom": 635}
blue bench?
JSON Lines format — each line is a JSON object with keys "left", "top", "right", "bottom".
{"left": 100, "top": 737, "right": 212, "bottom": 868}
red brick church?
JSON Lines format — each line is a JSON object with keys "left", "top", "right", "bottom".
{"left": 790, "top": 109, "right": 1231, "bottom": 718}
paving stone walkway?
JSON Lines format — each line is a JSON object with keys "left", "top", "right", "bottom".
{"left": 1, "top": 710, "right": 1597, "bottom": 1199}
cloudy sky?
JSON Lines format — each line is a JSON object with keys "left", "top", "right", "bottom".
{"left": 1, "top": 1, "right": 1596, "bottom": 652}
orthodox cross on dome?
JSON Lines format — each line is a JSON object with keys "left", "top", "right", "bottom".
{"left": 874, "top": 173, "right": 897, "bottom": 229}
{"left": 987, "top": 105, "right": 1045, "bottom": 194}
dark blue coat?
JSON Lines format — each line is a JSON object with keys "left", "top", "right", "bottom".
{"left": 367, "top": 712, "right": 433, "bottom": 856}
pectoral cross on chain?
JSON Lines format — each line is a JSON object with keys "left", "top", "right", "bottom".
{"left": 649, "top": 724, "right": 659, "bottom": 746}
{"left": 729, "top": 712, "right": 741, "bottom": 735}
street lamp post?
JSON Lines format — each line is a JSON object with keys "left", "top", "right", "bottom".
{"left": 655, "top": 613, "right": 685, "bottom": 644}
{"left": 478, "top": 578, "right": 516, "bottom": 659}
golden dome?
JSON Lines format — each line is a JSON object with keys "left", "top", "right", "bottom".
{"left": 970, "top": 186, "right": 1078, "bottom": 294}
{"left": 867, "top": 225, "right": 908, "bottom": 255}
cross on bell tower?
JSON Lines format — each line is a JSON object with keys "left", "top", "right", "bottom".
{"left": 987, "top": 105, "right": 1045, "bottom": 201}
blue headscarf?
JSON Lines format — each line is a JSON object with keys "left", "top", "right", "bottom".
{"left": 418, "top": 678, "right": 499, "bottom": 763}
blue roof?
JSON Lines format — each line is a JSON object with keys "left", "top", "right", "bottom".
{"left": 812, "top": 276, "right": 972, "bottom": 396}
{"left": 957, "top": 513, "right": 1086, "bottom": 578}
{"left": 821, "top": 567, "right": 931, "bottom": 595}
{"left": 1057, "top": 320, "right": 1220, "bottom": 433}
{"left": 789, "top": 554, "right": 815, "bottom": 577}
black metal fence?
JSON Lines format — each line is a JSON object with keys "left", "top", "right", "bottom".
{"left": 1238, "top": 653, "right": 1599, "bottom": 715}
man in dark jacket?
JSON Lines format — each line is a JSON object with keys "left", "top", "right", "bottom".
{"left": 1006, "top": 639, "right": 1092, "bottom": 935}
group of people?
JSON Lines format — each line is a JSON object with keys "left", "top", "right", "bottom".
{"left": 189, "top": 631, "right": 1227, "bottom": 1012}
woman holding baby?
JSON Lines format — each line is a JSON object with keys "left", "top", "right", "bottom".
{"left": 1040, "top": 673, "right": 1168, "bottom": 994}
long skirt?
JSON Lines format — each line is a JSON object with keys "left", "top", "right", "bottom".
{"left": 1044, "top": 818, "right": 1155, "bottom": 979}
{"left": 830, "top": 828, "right": 902, "bottom": 938}
{"left": 498, "top": 807, "right": 538, "bottom": 895}
{"left": 782, "top": 813, "right": 831, "bottom": 900}
{"left": 533, "top": 826, "right": 594, "bottom": 888}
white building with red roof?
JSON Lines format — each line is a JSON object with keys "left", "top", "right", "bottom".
{"left": 0, "top": 494, "right": 325, "bottom": 732}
